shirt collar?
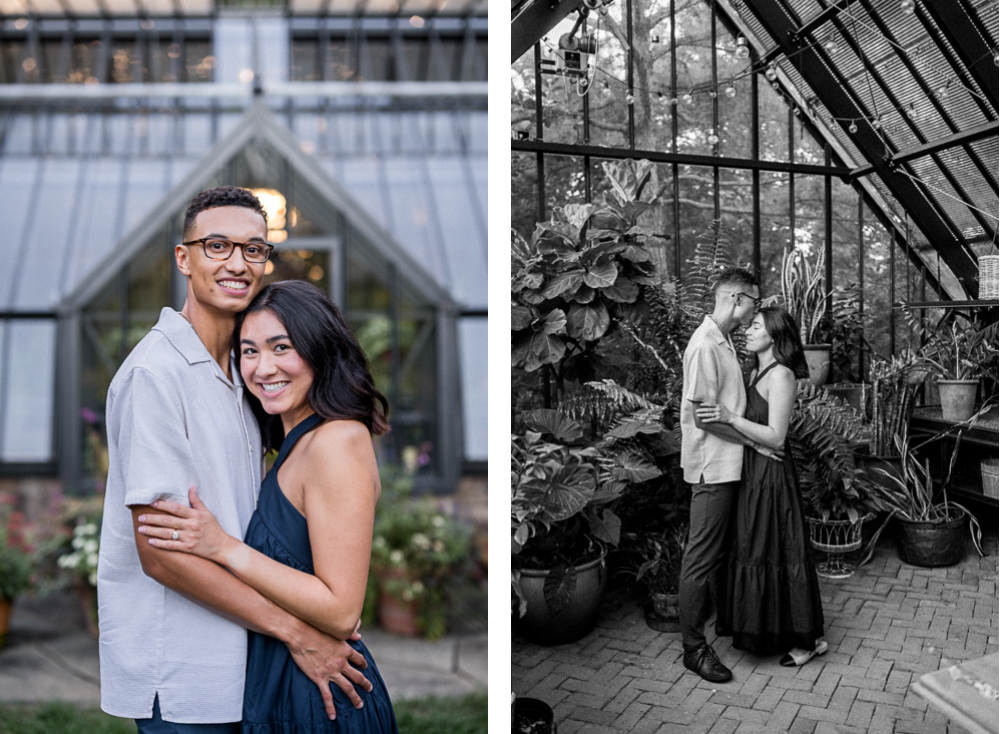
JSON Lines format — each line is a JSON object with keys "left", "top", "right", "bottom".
{"left": 702, "top": 315, "right": 732, "bottom": 347}
{"left": 151, "top": 308, "right": 243, "bottom": 388}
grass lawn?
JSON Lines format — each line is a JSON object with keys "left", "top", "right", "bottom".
{"left": 0, "top": 692, "right": 488, "bottom": 734}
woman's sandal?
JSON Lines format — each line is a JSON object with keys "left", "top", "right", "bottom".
{"left": 779, "top": 640, "right": 829, "bottom": 667}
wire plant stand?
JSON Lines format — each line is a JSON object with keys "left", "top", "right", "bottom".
{"left": 806, "top": 513, "right": 874, "bottom": 579}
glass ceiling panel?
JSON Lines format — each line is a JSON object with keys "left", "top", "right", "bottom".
{"left": 0, "top": 158, "right": 39, "bottom": 310}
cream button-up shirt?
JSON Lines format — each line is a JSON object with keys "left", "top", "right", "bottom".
{"left": 680, "top": 315, "right": 747, "bottom": 485}
{"left": 97, "top": 307, "right": 262, "bottom": 724}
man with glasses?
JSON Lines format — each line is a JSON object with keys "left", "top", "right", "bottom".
{"left": 98, "top": 187, "right": 371, "bottom": 732}
{"left": 678, "top": 266, "right": 774, "bottom": 683}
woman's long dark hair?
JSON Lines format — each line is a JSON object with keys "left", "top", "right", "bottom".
{"left": 235, "top": 280, "right": 390, "bottom": 451}
{"left": 756, "top": 307, "right": 810, "bottom": 379}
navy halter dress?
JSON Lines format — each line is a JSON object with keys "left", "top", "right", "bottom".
{"left": 241, "top": 413, "right": 399, "bottom": 734}
{"left": 716, "top": 362, "right": 825, "bottom": 655}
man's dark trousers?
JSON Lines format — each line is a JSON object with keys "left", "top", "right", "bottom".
{"left": 678, "top": 479, "right": 739, "bottom": 649}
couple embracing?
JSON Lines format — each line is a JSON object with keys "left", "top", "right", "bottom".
{"left": 678, "top": 267, "right": 827, "bottom": 683}
{"left": 97, "top": 187, "right": 399, "bottom": 733}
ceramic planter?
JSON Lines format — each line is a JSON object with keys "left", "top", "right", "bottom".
{"left": 895, "top": 513, "right": 967, "bottom": 567}
{"left": 937, "top": 379, "right": 978, "bottom": 422}
{"left": 803, "top": 345, "right": 831, "bottom": 386}
{"left": 515, "top": 552, "right": 607, "bottom": 646}
{"left": 513, "top": 697, "right": 555, "bottom": 734}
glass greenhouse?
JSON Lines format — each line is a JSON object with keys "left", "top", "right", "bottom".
{"left": 0, "top": 3, "right": 487, "bottom": 496}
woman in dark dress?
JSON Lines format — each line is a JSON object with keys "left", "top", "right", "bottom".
{"left": 697, "top": 307, "right": 826, "bottom": 667}
{"left": 136, "top": 280, "right": 399, "bottom": 732}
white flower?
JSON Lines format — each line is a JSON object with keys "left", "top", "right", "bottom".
{"left": 72, "top": 537, "right": 85, "bottom": 549}
{"left": 412, "top": 581, "right": 424, "bottom": 594}
{"left": 87, "top": 553, "right": 98, "bottom": 568}
{"left": 432, "top": 515, "right": 446, "bottom": 528}
{"left": 389, "top": 550, "right": 405, "bottom": 565}
{"left": 83, "top": 540, "right": 99, "bottom": 554}
{"left": 58, "top": 554, "right": 78, "bottom": 569}
{"left": 401, "top": 588, "right": 414, "bottom": 602}
{"left": 88, "top": 572, "right": 97, "bottom": 586}
{"left": 411, "top": 533, "right": 430, "bottom": 550}
{"left": 373, "top": 536, "right": 387, "bottom": 549}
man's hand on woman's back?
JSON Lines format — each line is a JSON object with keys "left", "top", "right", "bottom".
{"left": 285, "top": 622, "right": 373, "bottom": 720}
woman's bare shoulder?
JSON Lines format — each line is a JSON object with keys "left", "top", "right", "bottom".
{"left": 303, "top": 419, "right": 374, "bottom": 462}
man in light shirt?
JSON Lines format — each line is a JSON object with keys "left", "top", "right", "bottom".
{"left": 98, "top": 187, "right": 371, "bottom": 732}
{"left": 678, "top": 267, "right": 777, "bottom": 683}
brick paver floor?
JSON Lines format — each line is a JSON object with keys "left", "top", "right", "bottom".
{"left": 512, "top": 536, "right": 999, "bottom": 734}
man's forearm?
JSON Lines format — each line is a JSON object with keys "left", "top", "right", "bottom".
{"left": 699, "top": 421, "right": 754, "bottom": 447}
{"left": 140, "top": 545, "right": 311, "bottom": 643}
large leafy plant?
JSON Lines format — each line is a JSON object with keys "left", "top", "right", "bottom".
{"left": 781, "top": 247, "right": 829, "bottom": 345}
{"left": 511, "top": 160, "right": 661, "bottom": 395}
{"left": 511, "top": 409, "right": 660, "bottom": 617}
{"left": 790, "top": 382, "right": 876, "bottom": 522}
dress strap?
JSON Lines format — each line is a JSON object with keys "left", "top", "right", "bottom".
{"left": 750, "top": 361, "right": 780, "bottom": 389}
{"left": 273, "top": 413, "right": 324, "bottom": 471}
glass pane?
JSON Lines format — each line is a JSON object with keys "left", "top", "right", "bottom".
{"left": 110, "top": 39, "right": 138, "bottom": 83}
{"left": 122, "top": 159, "right": 167, "bottom": 236}
{"left": 458, "top": 317, "right": 486, "bottom": 460}
{"left": 760, "top": 171, "right": 791, "bottom": 297}
{"left": 539, "top": 49, "right": 585, "bottom": 146}
{"left": 1, "top": 320, "right": 57, "bottom": 463}
{"left": 40, "top": 38, "right": 62, "bottom": 83}
{"left": 384, "top": 156, "right": 435, "bottom": 273}
{"left": 433, "top": 36, "right": 463, "bottom": 81}
{"left": 759, "top": 77, "right": 790, "bottom": 163}
{"left": 339, "top": 157, "right": 386, "bottom": 225}
{"left": 0, "top": 158, "right": 39, "bottom": 307}
{"left": 719, "top": 167, "right": 754, "bottom": 270}
{"left": 675, "top": 0, "right": 713, "bottom": 157}
{"left": 326, "top": 37, "right": 355, "bottom": 81}
{"left": 543, "top": 154, "right": 586, "bottom": 218}
{"left": 396, "top": 292, "right": 437, "bottom": 476}
{"left": 510, "top": 153, "right": 538, "bottom": 239}
{"left": 68, "top": 39, "right": 102, "bottom": 84}
{"left": 361, "top": 37, "right": 394, "bottom": 81}
{"left": 184, "top": 39, "right": 213, "bottom": 82}
{"left": 291, "top": 37, "right": 320, "bottom": 81}
{"left": 863, "top": 219, "right": 894, "bottom": 362}
{"left": 427, "top": 156, "right": 486, "bottom": 307}
{"left": 127, "top": 242, "right": 171, "bottom": 353}
{"left": 81, "top": 278, "right": 122, "bottom": 488}
{"left": 263, "top": 248, "right": 330, "bottom": 294}
{"left": 16, "top": 158, "right": 80, "bottom": 310}
{"left": 0, "top": 40, "right": 24, "bottom": 84}
{"left": 678, "top": 164, "right": 717, "bottom": 276}
{"left": 400, "top": 37, "right": 429, "bottom": 81}
{"left": 65, "top": 158, "right": 124, "bottom": 297}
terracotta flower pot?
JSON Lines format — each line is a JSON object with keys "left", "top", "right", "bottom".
{"left": 0, "top": 596, "right": 12, "bottom": 649}
{"left": 937, "top": 380, "right": 978, "bottom": 422}
{"left": 377, "top": 593, "right": 421, "bottom": 636}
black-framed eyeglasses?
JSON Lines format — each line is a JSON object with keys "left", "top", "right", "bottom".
{"left": 733, "top": 291, "right": 761, "bottom": 311}
{"left": 183, "top": 238, "right": 274, "bottom": 264}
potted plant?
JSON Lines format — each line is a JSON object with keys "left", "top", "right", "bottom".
{"left": 915, "top": 315, "right": 995, "bottom": 421}
{"left": 0, "top": 494, "right": 35, "bottom": 648}
{"left": 781, "top": 247, "right": 831, "bottom": 386}
{"left": 864, "top": 431, "right": 984, "bottom": 567}
{"left": 511, "top": 408, "right": 658, "bottom": 645}
{"left": 790, "top": 381, "right": 877, "bottom": 578}
{"left": 615, "top": 522, "right": 687, "bottom": 631}
{"left": 369, "top": 467, "right": 472, "bottom": 640}
{"left": 820, "top": 283, "right": 868, "bottom": 413}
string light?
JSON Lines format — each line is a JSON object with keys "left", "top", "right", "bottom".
{"left": 824, "top": 38, "right": 840, "bottom": 55}
{"left": 707, "top": 129, "right": 719, "bottom": 145}
{"left": 900, "top": 0, "right": 915, "bottom": 14}
{"left": 849, "top": 120, "right": 858, "bottom": 133}
{"left": 765, "top": 64, "right": 778, "bottom": 81}
{"left": 725, "top": 83, "right": 737, "bottom": 98}
{"left": 626, "top": 92, "right": 635, "bottom": 105}
{"left": 735, "top": 37, "right": 750, "bottom": 60}
{"left": 682, "top": 91, "right": 693, "bottom": 104}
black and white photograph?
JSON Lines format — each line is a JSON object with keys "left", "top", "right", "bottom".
{"left": 511, "top": 1, "right": 1000, "bottom": 732}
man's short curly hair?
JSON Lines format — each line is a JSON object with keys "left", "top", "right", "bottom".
{"left": 182, "top": 187, "right": 268, "bottom": 239}
{"left": 713, "top": 266, "right": 758, "bottom": 294}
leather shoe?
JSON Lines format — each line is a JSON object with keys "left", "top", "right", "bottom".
{"left": 683, "top": 643, "right": 732, "bottom": 683}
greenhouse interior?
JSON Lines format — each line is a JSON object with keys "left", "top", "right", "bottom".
{"left": 511, "top": 0, "right": 999, "bottom": 731}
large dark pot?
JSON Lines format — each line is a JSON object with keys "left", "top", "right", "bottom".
{"left": 895, "top": 513, "right": 967, "bottom": 567}
{"left": 515, "top": 553, "right": 607, "bottom": 645}
{"left": 513, "top": 697, "right": 555, "bottom": 734}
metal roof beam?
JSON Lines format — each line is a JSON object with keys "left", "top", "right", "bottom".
{"left": 740, "top": 0, "right": 980, "bottom": 298}
{"left": 850, "top": 120, "right": 999, "bottom": 179}
{"left": 918, "top": 0, "right": 998, "bottom": 111}
{"left": 511, "top": 0, "right": 582, "bottom": 63}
